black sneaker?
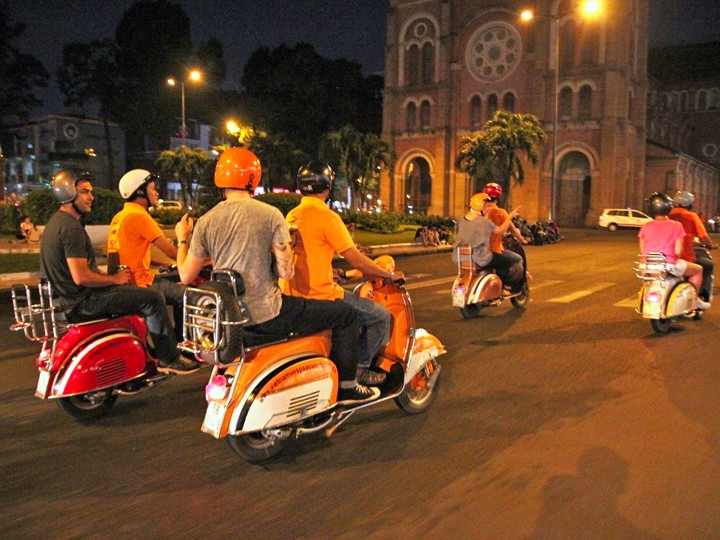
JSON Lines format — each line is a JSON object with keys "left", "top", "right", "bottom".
{"left": 357, "top": 368, "right": 387, "bottom": 387}
{"left": 158, "top": 355, "right": 202, "bottom": 376}
{"left": 337, "top": 383, "right": 381, "bottom": 405}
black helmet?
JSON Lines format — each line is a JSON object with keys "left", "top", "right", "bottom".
{"left": 51, "top": 169, "right": 94, "bottom": 204}
{"left": 296, "top": 162, "right": 334, "bottom": 195}
{"left": 645, "top": 192, "right": 673, "bottom": 217}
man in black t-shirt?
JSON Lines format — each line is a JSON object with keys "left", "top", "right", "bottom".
{"left": 40, "top": 170, "right": 200, "bottom": 375}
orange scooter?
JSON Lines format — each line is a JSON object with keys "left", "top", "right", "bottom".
{"left": 180, "top": 258, "right": 445, "bottom": 462}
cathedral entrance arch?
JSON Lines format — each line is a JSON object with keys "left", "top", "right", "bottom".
{"left": 557, "top": 151, "right": 592, "bottom": 225}
{"left": 404, "top": 157, "right": 432, "bottom": 213}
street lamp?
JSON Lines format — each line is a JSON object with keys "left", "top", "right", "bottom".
{"left": 521, "top": 1, "right": 602, "bottom": 222}
{"left": 167, "top": 69, "right": 202, "bottom": 146}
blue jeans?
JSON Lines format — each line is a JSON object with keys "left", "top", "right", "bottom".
{"left": 343, "top": 290, "right": 392, "bottom": 368}
{"left": 65, "top": 285, "right": 178, "bottom": 363}
{"left": 150, "top": 276, "right": 186, "bottom": 341}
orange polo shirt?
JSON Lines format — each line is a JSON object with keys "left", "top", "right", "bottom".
{"left": 669, "top": 207, "right": 707, "bottom": 262}
{"left": 281, "top": 197, "right": 355, "bottom": 300}
{"left": 484, "top": 203, "right": 507, "bottom": 253}
{"left": 107, "top": 202, "right": 164, "bottom": 286}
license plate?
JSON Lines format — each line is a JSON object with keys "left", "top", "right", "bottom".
{"left": 452, "top": 290, "right": 466, "bottom": 307}
{"left": 202, "top": 401, "right": 227, "bottom": 437}
{"left": 35, "top": 369, "right": 50, "bottom": 399}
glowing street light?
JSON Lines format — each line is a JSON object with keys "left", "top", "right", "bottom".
{"left": 167, "top": 69, "right": 203, "bottom": 145}
{"left": 520, "top": 1, "right": 602, "bottom": 222}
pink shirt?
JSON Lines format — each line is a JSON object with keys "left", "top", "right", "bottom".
{"left": 638, "top": 218, "right": 684, "bottom": 263}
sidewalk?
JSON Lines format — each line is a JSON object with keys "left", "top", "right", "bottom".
{"left": 0, "top": 239, "right": 452, "bottom": 293}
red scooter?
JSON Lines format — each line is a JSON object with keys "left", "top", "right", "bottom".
{"left": 10, "top": 280, "right": 175, "bottom": 420}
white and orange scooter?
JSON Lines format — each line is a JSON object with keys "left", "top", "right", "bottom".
{"left": 180, "top": 257, "right": 445, "bottom": 462}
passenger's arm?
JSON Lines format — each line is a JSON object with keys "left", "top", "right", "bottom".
{"left": 674, "top": 237, "right": 684, "bottom": 258}
{"left": 152, "top": 235, "right": 179, "bottom": 260}
{"left": 67, "top": 258, "right": 131, "bottom": 286}
{"left": 340, "top": 246, "right": 396, "bottom": 279}
{"left": 272, "top": 241, "right": 294, "bottom": 280}
{"left": 177, "top": 252, "right": 205, "bottom": 284}
{"left": 494, "top": 207, "right": 522, "bottom": 236}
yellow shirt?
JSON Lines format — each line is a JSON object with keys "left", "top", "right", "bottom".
{"left": 107, "top": 202, "right": 164, "bottom": 287}
{"left": 280, "top": 197, "right": 355, "bottom": 300}
{"left": 484, "top": 203, "right": 508, "bottom": 254}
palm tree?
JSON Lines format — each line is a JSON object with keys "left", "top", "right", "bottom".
{"left": 456, "top": 110, "right": 546, "bottom": 203}
{"left": 155, "top": 145, "right": 212, "bottom": 206}
{"left": 320, "top": 125, "right": 396, "bottom": 209}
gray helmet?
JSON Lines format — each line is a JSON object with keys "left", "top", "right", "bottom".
{"left": 296, "top": 162, "right": 335, "bottom": 195}
{"left": 645, "top": 192, "right": 673, "bottom": 217}
{"left": 672, "top": 190, "right": 695, "bottom": 208}
{"left": 51, "top": 169, "right": 94, "bottom": 204}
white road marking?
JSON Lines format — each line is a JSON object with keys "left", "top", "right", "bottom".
{"left": 548, "top": 282, "right": 615, "bottom": 303}
{"left": 614, "top": 293, "right": 640, "bottom": 308}
{"left": 405, "top": 276, "right": 457, "bottom": 290}
{"left": 528, "top": 279, "right": 563, "bottom": 290}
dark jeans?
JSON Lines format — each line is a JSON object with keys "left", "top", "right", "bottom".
{"left": 495, "top": 250, "right": 523, "bottom": 285}
{"left": 245, "top": 295, "right": 360, "bottom": 382}
{"left": 343, "top": 290, "right": 392, "bottom": 368}
{"left": 65, "top": 285, "right": 178, "bottom": 363}
{"left": 150, "top": 276, "right": 186, "bottom": 341}
{"left": 694, "top": 248, "right": 714, "bottom": 301}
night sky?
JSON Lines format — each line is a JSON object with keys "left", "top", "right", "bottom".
{"left": 8, "top": 0, "right": 720, "bottom": 115}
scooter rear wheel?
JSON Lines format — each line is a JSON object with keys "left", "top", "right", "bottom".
{"left": 651, "top": 318, "right": 672, "bottom": 333}
{"left": 395, "top": 358, "right": 440, "bottom": 414}
{"left": 460, "top": 304, "right": 481, "bottom": 319}
{"left": 227, "top": 428, "right": 293, "bottom": 462}
{"left": 56, "top": 389, "right": 118, "bottom": 420}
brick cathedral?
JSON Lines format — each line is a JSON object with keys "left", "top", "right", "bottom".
{"left": 379, "top": 0, "right": 720, "bottom": 224}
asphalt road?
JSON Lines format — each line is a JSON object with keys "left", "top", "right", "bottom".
{"left": 1, "top": 228, "right": 719, "bottom": 539}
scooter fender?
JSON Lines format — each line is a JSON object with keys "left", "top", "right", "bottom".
{"left": 405, "top": 329, "right": 446, "bottom": 384}
{"left": 468, "top": 273, "right": 503, "bottom": 305}
{"left": 639, "top": 281, "right": 667, "bottom": 319}
{"left": 52, "top": 333, "right": 149, "bottom": 397}
{"left": 666, "top": 282, "right": 696, "bottom": 317}
{"left": 234, "top": 357, "right": 338, "bottom": 433}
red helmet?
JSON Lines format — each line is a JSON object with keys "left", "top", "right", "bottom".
{"left": 214, "top": 147, "right": 262, "bottom": 191}
{"left": 482, "top": 182, "right": 503, "bottom": 200}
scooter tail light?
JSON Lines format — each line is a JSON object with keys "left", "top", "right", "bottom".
{"left": 453, "top": 281, "right": 466, "bottom": 294}
{"left": 205, "top": 375, "right": 229, "bottom": 401}
{"left": 645, "top": 291, "right": 662, "bottom": 303}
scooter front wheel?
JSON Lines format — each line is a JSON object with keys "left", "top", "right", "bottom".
{"left": 651, "top": 318, "right": 672, "bottom": 333}
{"left": 56, "top": 389, "right": 118, "bottom": 420}
{"left": 511, "top": 282, "right": 530, "bottom": 308}
{"left": 227, "top": 428, "right": 293, "bottom": 462}
{"left": 395, "top": 358, "right": 440, "bottom": 414}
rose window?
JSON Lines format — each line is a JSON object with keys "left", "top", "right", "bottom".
{"left": 466, "top": 22, "right": 522, "bottom": 82}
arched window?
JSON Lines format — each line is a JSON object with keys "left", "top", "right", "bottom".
{"left": 407, "top": 45, "right": 419, "bottom": 86}
{"left": 470, "top": 95, "right": 482, "bottom": 129}
{"left": 559, "top": 20, "right": 576, "bottom": 73}
{"left": 680, "top": 91, "right": 688, "bottom": 111}
{"left": 579, "top": 28, "right": 598, "bottom": 65}
{"left": 503, "top": 92, "right": 515, "bottom": 112}
{"left": 579, "top": 85, "right": 593, "bottom": 120}
{"left": 487, "top": 93, "right": 498, "bottom": 119}
{"left": 697, "top": 90, "right": 707, "bottom": 111}
{"left": 709, "top": 89, "right": 719, "bottom": 109}
{"left": 421, "top": 42, "right": 434, "bottom": 85}
{"left": 420, "top": 100, "right": 431, "bottom": 130}
{"left": 669, "top": 93, "right": 679, "bottom": 110}
{"left": 407, "top": 102, "right": 417, "bottom": 133}
{"left": 559, "top": 87, "right": 573, "bottom": 119}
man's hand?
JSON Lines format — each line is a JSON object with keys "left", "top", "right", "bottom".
{"left": 175, "top": 213, "right": 193, "bottom": 242}
{"left": 112, "top": 268, "right": 133, "bottom": 285}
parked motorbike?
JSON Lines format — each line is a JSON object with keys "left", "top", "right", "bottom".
{"left": 9, "top": 280, "right": 175, "bottom": 420}
{"left": 179, "top": 261, "right": 445, "bottom": 462}
{"left": 451, "top": 240, "right": 530, "bottom": 318}
{"left": 633, "top": 252, "right": 711, "bottom": 333}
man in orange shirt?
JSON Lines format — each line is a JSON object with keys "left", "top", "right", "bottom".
{"left": 480, "top": 183, "right": 528, "bottom": 290}
{"left": 107, "top": 169, "right": 195, "bottom": 348}
{"left": 281, "top": 163, "right": 397, "bottom": 387}
{"left": 669, "top": 190, "right": 717, "bottom": 301}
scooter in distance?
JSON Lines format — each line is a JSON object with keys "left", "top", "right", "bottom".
{"left": 451, "top": 241, "right": 530, "bottom": 318}
{"left": 179, "top": 260, "right": 445, "bottom": 462}
{"left": 633, "top": 252, "right": 711, "bottom": 333}
{"left": 10, "top": 280, "right": 176, "bottom": 420}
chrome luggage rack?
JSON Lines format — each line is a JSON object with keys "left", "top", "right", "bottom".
{"left": 633, "top": 252, "right": 671, "bottom": 280}
{"left": 10, "top": 281, "right": 65, "bottom": 348}
{"left": 178, "top": 270, "right": 251, "bottom": 366}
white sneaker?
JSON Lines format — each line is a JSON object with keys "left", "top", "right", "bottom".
{"left": 696, "top": 298, "right": 711, "bottom": 311}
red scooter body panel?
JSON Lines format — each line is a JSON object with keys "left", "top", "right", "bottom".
{"left": 46, "top": 316, "right": 152, "bottom": 397}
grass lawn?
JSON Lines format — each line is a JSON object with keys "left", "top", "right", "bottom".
{"left": 353, "top": 228, "right": 418, "bottom": 246}
{"left": 0, "top": 254, "right": 41, "bottom": 275}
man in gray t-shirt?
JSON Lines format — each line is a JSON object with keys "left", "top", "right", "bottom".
{"left": 176, "top": 148, "right": 380, "bottom": 405}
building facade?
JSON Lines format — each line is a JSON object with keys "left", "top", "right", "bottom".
{"left": 380, "top": 0, "right": 653, "bottom": 224}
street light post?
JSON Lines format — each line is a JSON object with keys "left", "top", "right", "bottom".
{"left": 167, "top": 69, "right": 202, "bottom": 147}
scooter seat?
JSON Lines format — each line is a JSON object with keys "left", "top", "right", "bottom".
{"left": 242, "top": 330, "right": 290, "bottom": 348}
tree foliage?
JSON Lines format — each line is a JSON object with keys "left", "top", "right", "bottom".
{"left": 0, "top": 1, "right": 49, "bottom": 124}
{"left": 23, "top": 187, "right": 123, "bottom": 225}
{"left": 456, "top": 110, "right": 546, "bottom": 202}
{"left": 154, "top": 145, "right": 213, "bottom": 206}
{"left": 320, "top": 125, "right": 395, "bottom": 209}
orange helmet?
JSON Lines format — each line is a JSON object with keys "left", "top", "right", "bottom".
{"left": 373, "top": 255, "right": 396, "bottom": 273}
{"left": 214, "top": 147, "right": 262, "bottom": 191}
{"left": 469, "top": 192, "right": 490, "bottom": 212}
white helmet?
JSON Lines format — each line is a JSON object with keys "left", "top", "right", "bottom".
{"left": 119, "top": 169, "right": 156, "bottom": 199}
{"left": 672, "top": 190, "right": 695, "bottom": 208}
